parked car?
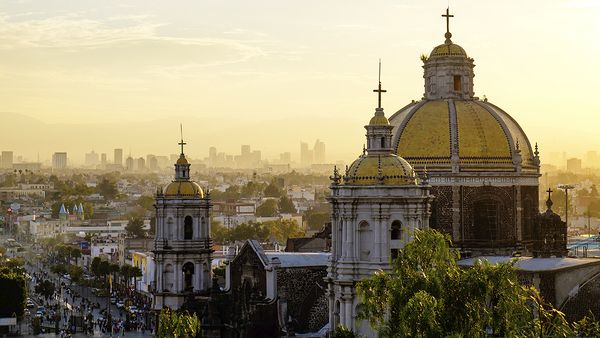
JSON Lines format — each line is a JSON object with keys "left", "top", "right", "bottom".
{"left": 116, "top": 301, "right": 125, "bottom": 309}
{"left": 127, "top": 305, "right": 138, "bottom": 314}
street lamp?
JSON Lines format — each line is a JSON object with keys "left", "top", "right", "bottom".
{"left": 558, "top": 184, "right": 575, "bottom": 230}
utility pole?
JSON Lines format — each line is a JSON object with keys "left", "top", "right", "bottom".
{"left": 558, "top": 184, "right": 575, "bottom": 231}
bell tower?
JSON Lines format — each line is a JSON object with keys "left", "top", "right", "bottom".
{"left": 152, "top": 130, "right": 213, "bottom": 310}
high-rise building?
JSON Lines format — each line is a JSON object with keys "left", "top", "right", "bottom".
{"left": 314, "top": 139, "right": 326, "bottom": 164}
{"left": 52, "top": 152, "right": 68, "bottom": 169}
{"left": 125, "top": 156, "right": 134, "bottom": 171}
{"left": 85, "top": 150, "right": 100, "bottom": 167}
{"left": 101, "top": 153, "right": 107, "bottom": 165}
{"left": 586, "top": 151, "right": 598, "bottom": 168}
{"left": 300, "top": 142, "right": 313, "bottom": 167}
{"left": 114, "top": 148, "right": 123, "bottom": 166}
{"left": 1, "top": 151, "right": 13, "bottom": 169}
{"left": 209, "top": 147, "right": 217, "bottom": 163}
{"left": 280, "top": 152, "right": 291, "bottom": 164}
{"left": 136, "top": 157, "right": 146, "bottom": 171}
{"left": 567, "top": 158, "right": 582, "bottom": 172}
{"left": 147, "top": 154, "right": 158, "bottom": 171}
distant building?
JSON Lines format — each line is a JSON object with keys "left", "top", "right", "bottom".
{"left": 100, "top": 153, "right": 107, "bottom": 165}
{"left": 114, "top": 148, "right": 123, "bottom": 166}
{"left": 136, "top": 157, "right": 145, "bottom": 171}
{"left": 314, "top": 139, "right": 326, "bottom": 163}
{"left": 125, "top": 156, "right": 134, "bottom": 171}
{"left": 300, "top": 142, "right": 313, "bottom": 167}
{"left": 1, "top": 151, "right": 13, "bottom": 169}
{"left": 12, "top": 162, "right": 42, "bottom": 171}
{"left": 567, "top": 158, "right": 582, "bottom": 172}
{"left": 85, "top": 150, "right": 100, "bottom": 167}
{"left": 52, "top": 152, "right": 67, "bottom": 169}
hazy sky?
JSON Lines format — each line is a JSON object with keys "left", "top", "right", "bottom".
{"left": 1, "top": 0, "right": 599, "bottom": 164}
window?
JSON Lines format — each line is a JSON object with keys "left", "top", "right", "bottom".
{"left": 184, "top": 216, "right": 193, "bottom": 240}
{"left": 182, "top": 262, "right": 195, "bottom": 291}
{"left": 453, "top": 75, "right": 462, "bottom": 91}
{"left": 380, "top": 137, "right": 385, "bottom": 148}
{"left": 391, "top": 220, "right": 402, "bottom": 240}
{"left": 474, "top": 199, "right": 500, "bottom": 241}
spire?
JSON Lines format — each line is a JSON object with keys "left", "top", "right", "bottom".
{"left": 373, "top": 59, "right": 387, "bottom": 109}
{"left": 546, "top": 188, "right": 554, "bottom": 211}
{"left": 442, "top": 7, "right": 454, "bottom": 44}
{"left": 179, "top": 123, "right": 187, "bottom": 155}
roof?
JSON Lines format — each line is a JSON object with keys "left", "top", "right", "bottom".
{"left": 458, "top": 256, "right": 600, "bottom": 273}
{"left": 237, "top": 240, "right": 330, "bottom": 269}
{"left": 344, "top": 154, "right": 417, "bottom": 186}
{"left": 163, "top": 180, "right": 204, "bottom": 198}
{"left": 390, "top": 99, "right": 537, "bottom": 172}
{"left": 430, "top": 42, "right": 467, "bottom": 58}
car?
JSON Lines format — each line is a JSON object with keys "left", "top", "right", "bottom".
{"left": 127, "top": 305, "right": 138, "bottom": 314}
{"left": 110, "top": 297, "right": 116, "bottom": 305}
{"left": 35, "top": 311, "right": 43, "bottom": 317}
{"left": 26, "top": 301, "right": 35, "bottom": 309}
{"left": 116, "top": 301, "right": 125, "bottom": 309}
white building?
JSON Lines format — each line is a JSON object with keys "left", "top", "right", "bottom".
{"left": 326, "top": 79, "right": 432, "bottom": 336}
{"left": 152, "top": 139, "right": 213, "bottom": 310}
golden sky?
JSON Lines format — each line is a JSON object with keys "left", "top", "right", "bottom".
{"left": 0, "top": 0, "right": 599, "bottom": 164}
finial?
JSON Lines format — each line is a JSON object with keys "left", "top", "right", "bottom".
{"left": 546, "top": 188, "right": 554, "bottom": 210}
{"left": 373, "top": 59, "right": 387, "bottom": 109}
{"left": 515, "top": 139, "right": 520, "bottom": 151}
{"left": 442, "top": 7, "right": 454, "bottom": 44}
{"left": 330, "top": 165, "right": 341, "bottom": 185}
{"left": 362, "top": 144, "right": 366, "bottom": 155}
{"left": 534, "top": 142, "right": 539, "bottom": 156}
{"left": 178, "top": 123, "right": 187, "bottom": 155}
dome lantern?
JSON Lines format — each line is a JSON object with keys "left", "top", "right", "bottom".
{"left": 423, "top": 8, "right": 475, "bottom": 100}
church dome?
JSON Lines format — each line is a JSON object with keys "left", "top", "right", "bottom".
{"left": 164, "top": 180, "right": 204, "bottom": 198}
{"left": 345, "top": 154, "right": 417, "bottom": 186}
{"left": 389, "top": 99, "right": 537, "bottom": 172}
{"left": 368, "top": 114, "right": 389, "bottom": 126}
{"left": 176, "top": 154, "right": 189, "bottom": 165}
{"left": 430, "top": 43, "right": 467, "bottom": 58}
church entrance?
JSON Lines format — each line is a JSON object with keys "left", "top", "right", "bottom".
{"left": 183, "top": 262, "right": 195, "bottom": 292}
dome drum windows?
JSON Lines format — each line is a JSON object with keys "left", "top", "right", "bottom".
{"left": 184, "top": 216, "right": 193, "bottom": 240}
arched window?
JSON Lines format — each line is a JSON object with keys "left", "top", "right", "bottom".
{"left": 163, "top": 264, "right": 174, "bottom": 292}
{"left": 474, "top": 199, "right": 501, "bottom": 241}
{"left": 380, "top": 137, "right": 385, "bottom": 148}
{"left": 391, "top": 220, "right": 402, "bottom": 240}
{"left": 182, "top": 262, "right": 195, "bottom": 291}
{"left": 359, "top": 221, "right": 371, "bottom": 261}
{"left": 165, "top": 218, "right": 173, "bottom": 239}
{"left": 184, "top": 216, "right": 193, "bottom": 240}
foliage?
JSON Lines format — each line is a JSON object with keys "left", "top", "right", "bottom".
{"left": 68, "top": 265, "right": 84, "bottom": 283}
{"left": 35, "top": 279, "right": 56, "bottom": 300}
{"left": 126, "top": 217, "right": 146, "bottom": 238}
{"left": 332, "top": 325, "right": 361, "bottom": 338}
{"left": 278, "top": 195, "right": 297, "bottom": 214}
{"left": 263, "top": 182, "right": 282, "bottom": 198}
{"left": 0, "top": 271, "right": 27, "bottom": 318}
{"left": 97, "top": 177, "right": 118, "bottom": 200}
{"left": 256, "top": 199, "right": 278, "bottom": 217}
{"left": 573, "top": 313, "right": 600, "bottom": 337}
{"left": 304, "top": 205, "right": 331, "bottom": 231}
{"left": 211, "top": 219, "right": 304, "bottom": 244}
{"left": 356, "top": 229, "right": 579, "bottom": 337}
{"left": 137, "top": 195, "right": 155, "bottom": 211}
{"left": 264, "top": 219, "right": 304, "bottom": 243}
{"left": 157, "top": 308, "right": 201, "bottom": 338}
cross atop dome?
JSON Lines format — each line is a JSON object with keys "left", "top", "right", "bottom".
{"left": 373, "top": 59, "right": 386, "bottom": 109}
{"left": 179, "top": 123, "right": 187, "bottom": 155}
{"left": 442, "top": 7, "right": 454, "bottom": 44}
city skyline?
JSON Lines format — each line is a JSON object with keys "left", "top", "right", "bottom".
{"left": 1, "top": 1, "right": 599, "bottom": 164}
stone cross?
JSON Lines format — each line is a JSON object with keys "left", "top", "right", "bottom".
{"left": 373, "top": 60, "right": 387, "bottom": 109}
{"left": 442, "top": 7, "right": 454, "bottom": 34}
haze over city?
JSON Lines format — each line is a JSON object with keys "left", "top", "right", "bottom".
{"left": 1, "top": 0, "right": 600, "bottom": 164}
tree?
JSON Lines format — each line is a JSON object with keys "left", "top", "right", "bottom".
{"left": 278, "top": 195, "right": 297, "bottom": 214}
{"left": 256, "top": 199, "right": 278, "bottom": 217}
{"left": 228, "top": 222, "right": 270, "bottom": 242}
{"left": 211, "top": 220, "right": 229, "bottom": 244}
{"left": 265, "top": 219, "right": 304, "bottom": 243}
{"left": 97, "top": 178, "right": 118, "bottom": 200}
{"left": 131, "top": 266, "right": 143, "bottom": 291}
{"left": 264, "top": 182, "right": 282, "bottom": 198}
{"left": 0, "top": 271, "right": 26, "bottom": 319}
{"left": 126, "top": 217, "right": 146, "bottom": 238}
{"left": 68, "top": 265, "right": 84, "bottom": 284}
{"left": 157, "top": 308, "right": 201, "bottom": 338}
{"left": 35, "top": 280, "right": 56, "bottom": 300}
{"left": 137, "top": 195, "right": 155, "bottom": 211}
{"left": 91, "top": 257, "right": 102, "bottom": 277}
{"left": 357, "top": 229, "right": 576, "bottom": 337}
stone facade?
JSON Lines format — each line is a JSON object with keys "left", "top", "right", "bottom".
{"left": 152, "top": 146, "right": 213, "bottom": 311}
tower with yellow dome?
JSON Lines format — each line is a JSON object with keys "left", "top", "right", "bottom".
{"left": 152, "top": 134, "right": 213, "bottom": 310}
{"left": 389, "top": 9, "right": 541, "bottom": 255}
{"left": 326, "top": 65, "right": 432, "bottom": 336}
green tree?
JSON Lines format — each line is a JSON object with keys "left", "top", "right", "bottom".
{"left": 68, "top": 265, "right": 84, "bottom": 283}
{"left": 256, "top": 199, "right": 278, "bottom": 217}
{"left": 126, "top": 217, "right": 146, "bottom": 238}
{"left": 264, "top": 182, "right": 282, "bottom": 198}
{"left": 97, "top": 178, "right": 118, "bottom": 200}
{"left": 131, "top": 266, "right": 143, "bottom": 291}
{"left": 229, "top": 222, "right": 270, "bottom": 242}
{"left": 0, "top": 271, "right": 27, "bottom": 319}
{"left": 265, "top": 219, "right": 304, "bottom": 243}
{"left": 211, "top": 220, "right": 229, "bottom": 244}
{"left": 91, "top": 257, "right": 102, "bottom": 277}
{"left": 241, "top": 181, "right": 265, "bottom": 198}
{"left": 157, "top": 308, "right": 201, "bottom": 338}
{"left": 357, "top": 229, "right": 574, "bottom": 337}
{"left": 35, "top": 279, "right": 56, "bottom": 300}
{"left": 137, "top": 195, "right": 155, "bottom": 211}
{"left": 278, "top": 195, "right": 297, "bottom": 214}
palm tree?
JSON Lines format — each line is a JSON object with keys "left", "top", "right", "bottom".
{"left": 130, "top": 266, "right": 143, "bottom": 292}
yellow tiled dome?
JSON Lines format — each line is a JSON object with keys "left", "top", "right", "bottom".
{"left": 390, "top": 99, "right": 535, "bottom": 172}
{"left": 430, "top": 43, "right": 467, "bottom": 58}
{"left": 369, "top": 114, "right": 390, "bottom": 126}
{"left": 164, "top": 180, "right": 204, "bottom": 198}
{"left": 345, "top": 154, "right": 417, "bottom": 186}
